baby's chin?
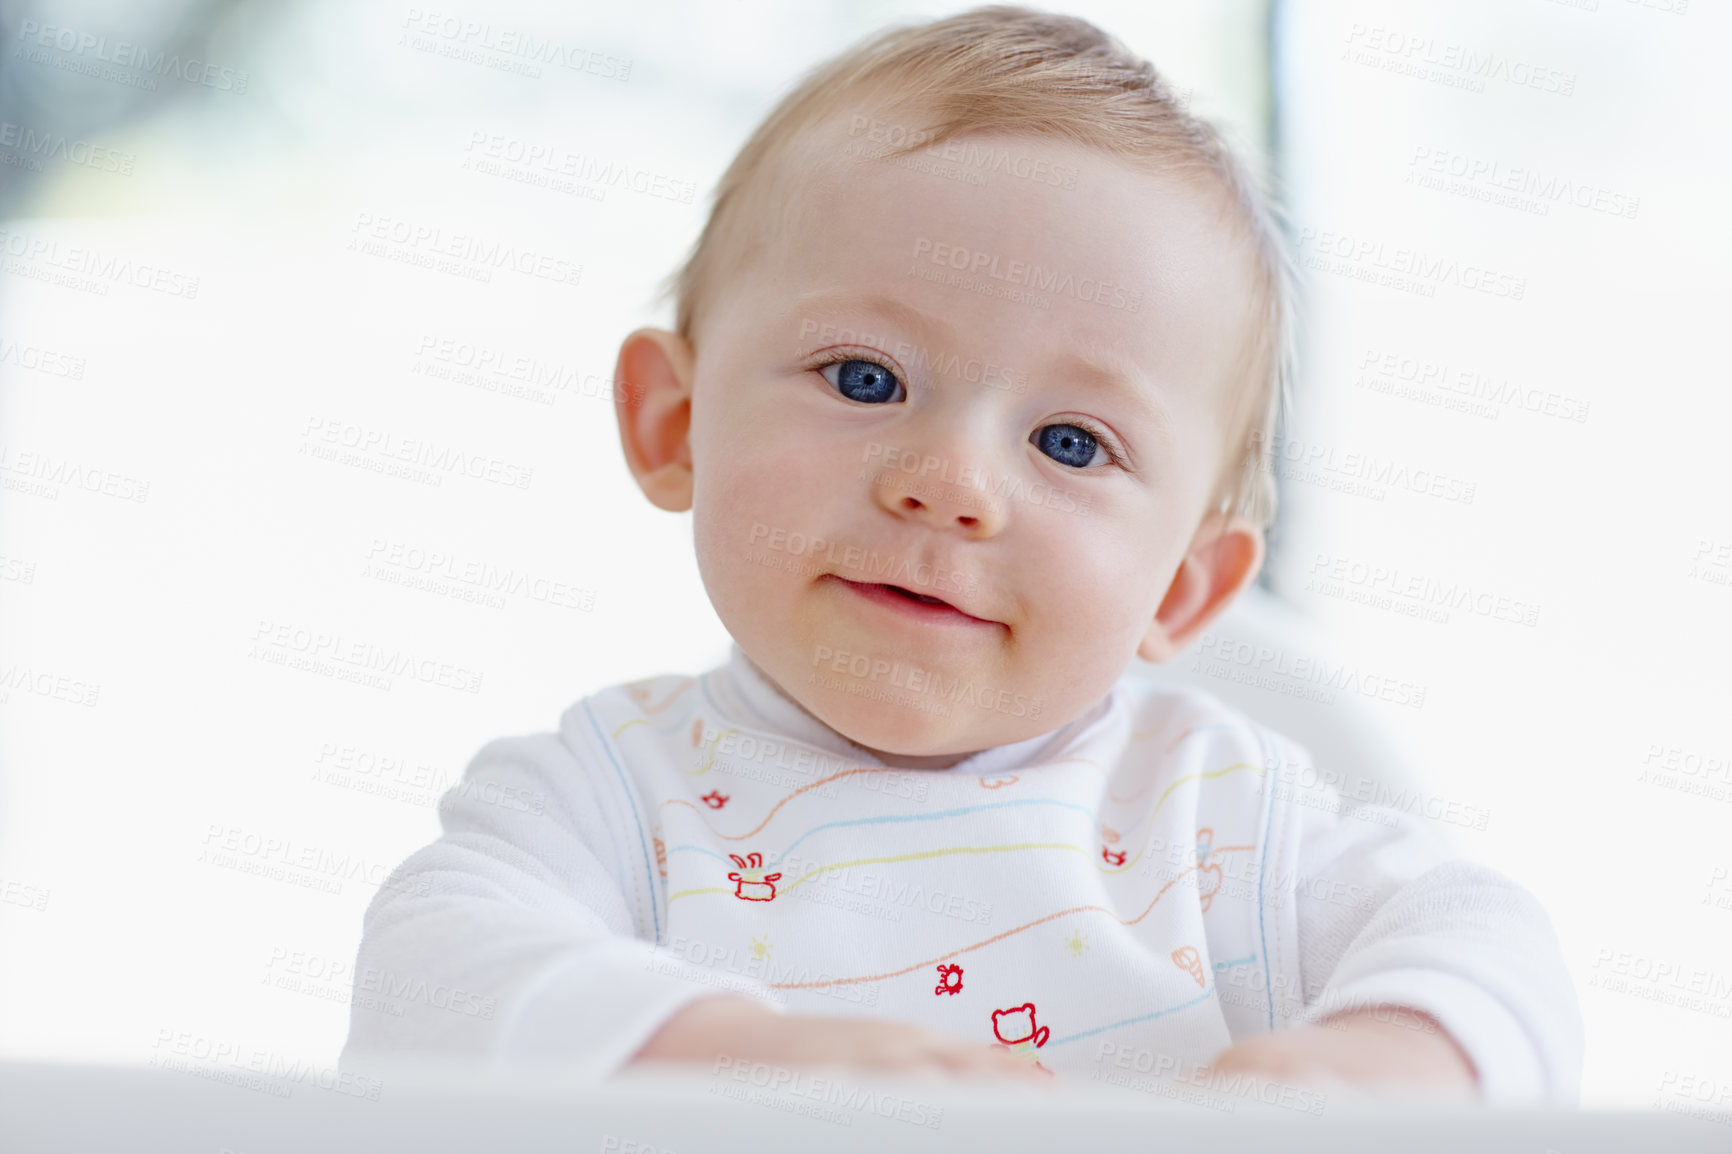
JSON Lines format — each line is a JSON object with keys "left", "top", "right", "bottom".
{"left": 782, "top": 665, "right": 1053, "bottom": 766}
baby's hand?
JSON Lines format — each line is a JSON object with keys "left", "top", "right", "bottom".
{"left": 627, "top": 996, "right": 1054, "bottom": 1086}
{"left": 1205, "top": 1006, "right": 1478, "bottom": 1102}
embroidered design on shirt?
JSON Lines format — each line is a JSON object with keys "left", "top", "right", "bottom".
{"left": 626, "top": 682, "right": 684, "bottom": 714}
{"left": 727, "top": 852, "right": 782, "bottom": 902}
{"left": 935, "top": 964, "right": 963, "bottom": 995}
{"left": 1195, "top": 826, "right": 1223, "bottom": 912}
{"left": 1101, "top": 846, "right": 1127, "bottom": 867}
{"left": 1172, "top": 945, "right": 1206, "bottom": 988}
{"left": 992, "top": 1002, "right": 1051, "bottom": 1073}
{"left": 701, "top": 790, "right": 729, "bottom": 809}
{"left": 750, "top": 935, "right": 773, "bottom": 960}
{"left": 978, "top": 774, "right": 1019, "bottom": 789}
{"left": 652, "top": 836, "right": 667, "bottom": 879}
{"left": 992, "top": 1003, "right": 1049, "bottom": 1047}
{"left": 1101, "top": 824, "right": 1121, "bottom": 844}
{"left": 1065, "top": 930, "right": 1090, "bottom": 957}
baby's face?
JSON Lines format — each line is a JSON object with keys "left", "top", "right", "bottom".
{"left": 675, "top": 127, "right": 1261, "bottom": 765}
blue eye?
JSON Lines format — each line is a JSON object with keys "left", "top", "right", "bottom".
{"left": 820, "top": 358, "right": 903, "bottom": 404}
{"left": 1034, "top": 423, "right": 1105, "bottom": 468}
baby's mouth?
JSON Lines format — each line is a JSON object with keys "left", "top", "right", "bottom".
{"left": 826, "top": 575, "right": 997, "bottom": 627}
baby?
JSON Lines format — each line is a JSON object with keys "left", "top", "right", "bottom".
{"left": 342, "top": 6, "right": 1582, "bottom": 1104}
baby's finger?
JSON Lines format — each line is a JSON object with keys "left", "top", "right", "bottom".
{"left": 947, "top": 1044, "right": 1058, "bottom": 1085}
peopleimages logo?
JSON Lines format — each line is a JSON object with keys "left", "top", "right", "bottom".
{"left": 810, "top": 645, "right": 1042, "bottom": 720}
{"left": 910, "top": 237, "right": 1142, "bottom": 312}
{"left": 13, "top": 20, "right": 251, "bottom": 93}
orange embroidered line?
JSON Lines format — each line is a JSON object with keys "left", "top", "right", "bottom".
{"left": 658, "top": 763, "right": 886, "bottom": 839}
{"left": 631, "top": 682, "right": 691, "bottom": 715}
{"left": 1099, "top": 842, "right": 1254, "bottom": 875}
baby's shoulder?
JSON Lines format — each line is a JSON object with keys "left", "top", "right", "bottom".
{"left": 446, "top": 669, "right": 704, "bottom": 795}
{"left": 1105, "top": 676, "right": 1326, "bottom": 836}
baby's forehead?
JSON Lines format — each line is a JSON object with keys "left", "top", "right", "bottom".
{"left": 780, "top": 117, "right": 1254, "bottom": 289}
{"left": 757, "top": 123, "right": 1262, "bottom": 398}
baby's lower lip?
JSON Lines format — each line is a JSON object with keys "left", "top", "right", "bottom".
{"left": 827, "top": 576, "right": 995, "bottom": 626}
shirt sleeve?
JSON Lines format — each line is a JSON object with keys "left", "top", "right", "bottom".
{"left": 1270, "top": 734, "right": 1585, "bottom": 1105}
{"left": 338, "top": 726, "right": 787, "bottom": 1082}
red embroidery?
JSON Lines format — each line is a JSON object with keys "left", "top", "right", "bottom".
{"left": 1101, "top": 846, "right": 1127, "bottom": 867}
{"left": 1172, "top": 945, "right": 1206, "bottom": 988}
{"left": 700, "top": 790, "right": 729, "bottom": 809}
{"left": 991, "top": 1003, "right": 1050, "bottom": 1049}
{"left": 935, "top": 964, "right": 963, "bottom": 996}
{"left": 727, "top": 852, "right": 782, "bottom": 902}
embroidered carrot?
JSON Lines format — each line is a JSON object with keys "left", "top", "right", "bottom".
{"left": 1172, "top": 945, "right": 1205, "bottom": 988}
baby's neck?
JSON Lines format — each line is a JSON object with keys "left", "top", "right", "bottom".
{"left": 741, "top": 651, "right": 982, "bottom": 771}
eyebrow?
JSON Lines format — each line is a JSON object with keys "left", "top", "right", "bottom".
{"left": 779, "top": 289, "right": 957, "bottom": 345}
{"left": 782, "top": 289, "right": 1174, "bottom": 462}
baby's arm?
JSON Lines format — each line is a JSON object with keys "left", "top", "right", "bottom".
{"left": 339, "top": 732, "right": 789, "bottom": 1080}
{"left": 1210, "top": 755, "right": 1585, "bottom": 1103}
{"left": 1209, "top": 1004, "right": 1476, "bottom": 1100}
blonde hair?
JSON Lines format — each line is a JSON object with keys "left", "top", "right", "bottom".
{"left": 660, "top": 4, "right": 1295, "bottom": 530}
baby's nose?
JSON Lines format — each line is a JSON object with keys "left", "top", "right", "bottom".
{"left": 867, "top": 456, "right": 1006, "bottom": 538}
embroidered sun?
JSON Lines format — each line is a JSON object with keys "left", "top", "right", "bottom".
{"left": 749, "top": 935, "right": 773, "bottom": 960}
{"left": 1065, "top": 930, "right": 1090, "bottom": 957}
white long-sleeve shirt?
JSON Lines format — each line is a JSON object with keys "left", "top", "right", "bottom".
{"left": 339, "top": 644, "right": 1583, "bottom": 1104}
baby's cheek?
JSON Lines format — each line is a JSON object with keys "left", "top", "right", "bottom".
{"left": 1039, "top": 526, "right": 1168, "bottom": 631}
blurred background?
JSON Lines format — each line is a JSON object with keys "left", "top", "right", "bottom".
{"left": 1, "top": 0, "right": 1727, "bottom": 1113}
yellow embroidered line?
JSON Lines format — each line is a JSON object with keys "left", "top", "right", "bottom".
{"left": 691, "top": 728, "right": 738, "bottom": 776}
{"left": 1107, "top": 763, "right": 1262, "bottom": 871}
{"left": 1109, "top": 759, "right": 1260, "bottom": 807}
{"left": 764, "top": 856, "right": 1247, "bottom": 989}
{"left": 776, "top": 842, "right": 1081, "bottom": 896}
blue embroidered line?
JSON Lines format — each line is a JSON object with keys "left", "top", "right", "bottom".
{"left": 1254, "top": 726, "right": 1277, "bottom": 1029}
{"left": 1044, "top": 986, "right": 1216, "bottom": 1048}
{"left": 584, "top": 698, "right": 662, "bottom": 941}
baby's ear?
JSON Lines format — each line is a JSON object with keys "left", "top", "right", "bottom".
{"left": 613, "top": 328, "right": 696, "bottom": 512}
{"left": 1137, "top": 513, "right": 1265, "bottom": 664}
